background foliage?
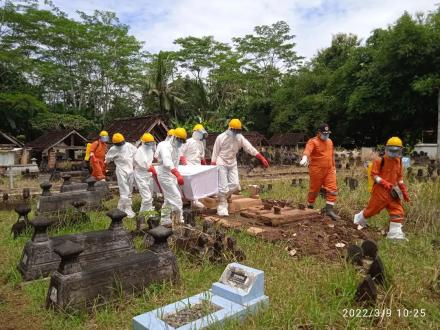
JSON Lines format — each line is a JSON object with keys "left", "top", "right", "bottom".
{"left": 1, "top": 0, "right": 439, "bottom": 144}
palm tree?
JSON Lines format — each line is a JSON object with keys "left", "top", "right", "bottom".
{"left": 145, "top": 51, "right": 185, "bottom": 120}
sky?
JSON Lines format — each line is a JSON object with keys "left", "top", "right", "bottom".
{"left": 45, "top": 0, "right": 438, "bottom": 59}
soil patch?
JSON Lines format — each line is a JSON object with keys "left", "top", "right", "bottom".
{"left": 0, "top": 286, "right": 45, "bottom": 330}
{"left": 203, "top": 202, "right": 381, "bottom": 261}
{"left": 162, "top": 300, "right": 221, "bottom": 328}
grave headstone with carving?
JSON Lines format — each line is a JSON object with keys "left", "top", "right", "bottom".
{"left": 46, "top": 225, "right": 179, "bottom": 311}
{"left": 37, "top": 178, "right": 108, "bottom": 214}
{"left": 18, "top": 209, "right": 135, "bottom": 281}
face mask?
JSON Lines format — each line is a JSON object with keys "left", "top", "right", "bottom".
{"left": 143, "top": 143, "right": 156, "bottom": 152}
{"left": 319, "top": 133, "right": 330, "bottom": 141}
{"left": 385, "top": 147, "right": 402, "bottom": 158}
{"left": 226, "top": 129, "right": 240, "bottom": 138}
{"left": 193, "top": 131, "right": 204, "bottom": 141}
{"left": 100, "top": 136, "right": 109, "bottom": 143}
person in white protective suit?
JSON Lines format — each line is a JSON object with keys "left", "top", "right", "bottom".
{"left": 156, "top": 127, "right": 187, "bottom": 226}
{"left": 154, "top": 128, "right": 175, "bottom": 161}
{"left": 105, "top": 133, "right": 137, "bottom": 218}
{"left": 133, "top": 132, "right": 156, "bottom": 213}
{"left": 179, "top": 123, "right": 209, "bottom": 208}
{"left": 211, "top": 119, "right": 270, "bottom": 216}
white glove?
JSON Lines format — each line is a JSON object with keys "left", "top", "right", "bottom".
{"left": 299, "top": 155, "right": 309, "bottom": 166}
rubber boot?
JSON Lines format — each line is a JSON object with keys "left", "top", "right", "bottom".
{"left": 324, "top": 203, "right": 341, "bottom": 221}
{"left": 192, "top": 199, "right": 205, "bottom": 209}
{"left": 353, "top": 210, "right": 367, "bottom": 229}
{"left": 307, "top": 203, "right": 314, "bottom": 209}
{"left": 387, "top": 222, "right": 407, "bottom": 240}
{"left": 217, "top": 196, "right": 229, "bottom": 217}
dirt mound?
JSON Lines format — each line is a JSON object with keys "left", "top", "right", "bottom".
{"left": 203, "top": 202, "right": 381, "bottom": 261}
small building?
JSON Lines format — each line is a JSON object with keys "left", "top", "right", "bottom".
{"left": 269, "top": 133, "right": 306, "bottom": 150}
{"left": 26, "top": 130, "right": 88, "bottom": 170}
{"left": 103, "top": 115, "right": 169, "bottom": 144}
{"left": 413, "top": 143, "right": 438, "bottom": 159}
{"left": 0, "top": 131, "right": 25, "bottom": 167}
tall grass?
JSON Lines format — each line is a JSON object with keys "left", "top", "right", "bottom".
{"left": 0, "top": 173, "right": 439, "bottom": 329}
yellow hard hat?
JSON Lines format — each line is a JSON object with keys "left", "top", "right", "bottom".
{"left": 99, "top": 130, "right": 109, "bottom": 137}
{"left": 112, "top": 133, "right": 125, "bottom": 144}
{"left": 141, "top": 133, "right": 155, "bottom": 143}
{"left": 386, "top": 137, "right": 403, "bottom": 147}
{"left": 193, "top": 124, "right": 205, "bottom": 132}
{"left": 174, "top": 127, "right": 187, "bottom": 141}
{"left": 229, "top": 119, "right": 242, "bottom": 130}
{"left": 167, "top": 129, "right": 175, "bottom": 136}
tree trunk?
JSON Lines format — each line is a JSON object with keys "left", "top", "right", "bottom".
{"left": 437, "top": 88, "right": 440, "bottom": 161}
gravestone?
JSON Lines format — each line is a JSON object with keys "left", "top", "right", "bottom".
{"left": 11, "top": 204, "right": 32, "bottom": 239}
{"left": 46, "top": 226, "right": 178, "bottom": 311}
{"left": 18, "top": 209, "right": 135, "bottom": 281}
{"left": 133, "top": 263, "right": 268, "bottom": 330}
{"left": 38, "top": 178, "right": 108, "bottom": 213}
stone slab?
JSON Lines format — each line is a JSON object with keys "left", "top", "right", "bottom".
{"left": 228, "top": 198, "right": 263, "bottom": 213}
{"left": 200, "top": 197, "right": 218, "bottom": 209}
{"left": 240, "top": 206, "right": 320, "bottom": 226}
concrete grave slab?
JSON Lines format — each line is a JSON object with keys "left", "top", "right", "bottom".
{"left": 133, "top": 263, "right": 268, "bottom": 330}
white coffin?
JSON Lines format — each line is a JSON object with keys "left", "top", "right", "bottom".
{"left": 178, "top": 165, "right": 219, "bottom": 200}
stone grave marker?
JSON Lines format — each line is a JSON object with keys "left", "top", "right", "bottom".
{"left": 46, "top": 225, "right": 179, "bottom": 311}
{"left": 18, "top": 209, "right": 135, "bottom": 281}
{"left": 133, "top": 263, "right": 268, "bottom": 330}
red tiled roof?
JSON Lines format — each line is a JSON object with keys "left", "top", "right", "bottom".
{"left": 26, "top": 130, "right": 87, "bottom": 151}
{"left": 103, "top": 115, "right": 169, "bottom": 142}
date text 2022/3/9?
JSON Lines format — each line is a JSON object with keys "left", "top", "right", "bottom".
{"left": 342, "top": 308, "right": 426, "bottom": 318}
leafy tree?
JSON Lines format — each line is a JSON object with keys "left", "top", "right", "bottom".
{"left": 30, "top": 112, "right": 97, "bottom": 132}
{"left": 0, "top": 92, "right": 47, "bottom": 137}
{"left": 144, "top": 51, "right": 185, "bottom": 120}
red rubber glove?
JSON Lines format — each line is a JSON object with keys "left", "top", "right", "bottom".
{"left": 201, "top": 159, "right": 207, "bottom": 165}
{"left": 256, "top": 153, "right": 269, "bottom": 168}
{"left": 179, "top": 156, "right": 187, "bottom": 165}
{"left": 398, "top": 182, "right": 410, "bottom": 202}
{"left": 171, "top": 168, "right": 184, "bottom": 186}
{"left": 211, "top": 160, "right": 216, "bottom": 166}
{"left": 378, "top": 178, "right": 393, "bottom": 191}
{"left": 148, "top": 165, "right": 157, "bottom": 176}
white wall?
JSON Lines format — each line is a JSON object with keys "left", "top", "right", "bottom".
{"left": 414, "top": 143, "right": 438, "bottom": 159}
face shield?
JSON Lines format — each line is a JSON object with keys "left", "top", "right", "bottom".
{"left": 100, "top": 136, "right": 109, "bottom": 143}
{"left": 193, "top": 129, "right": 208, "bottom": 141}
{"left": 226, "top": 128, "right": 242, "bottom": 138}
{"left": 143, "top": 141, "right": 157, "bottom": 153}
{"left": 385, "top": 146, "right": 402, "bottom": 158}
{"left": 319, "top": 132, "right": 330, "bottom": 141}
{"left": 172, "top": 136, "right": 186, "bottom": 149}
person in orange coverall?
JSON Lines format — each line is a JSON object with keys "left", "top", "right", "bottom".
{"left": 299, "top": 123, "right": 340, "bottom": 220}
{"left": 354, "top": 137, "right": 410, "bottom": 240}
{"left": 89, "top": 130, "right": 109, "bottom": 181}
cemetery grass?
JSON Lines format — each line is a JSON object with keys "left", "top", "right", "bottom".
{"left": 0, "top": 175, "right": 439, "bottom": 329}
